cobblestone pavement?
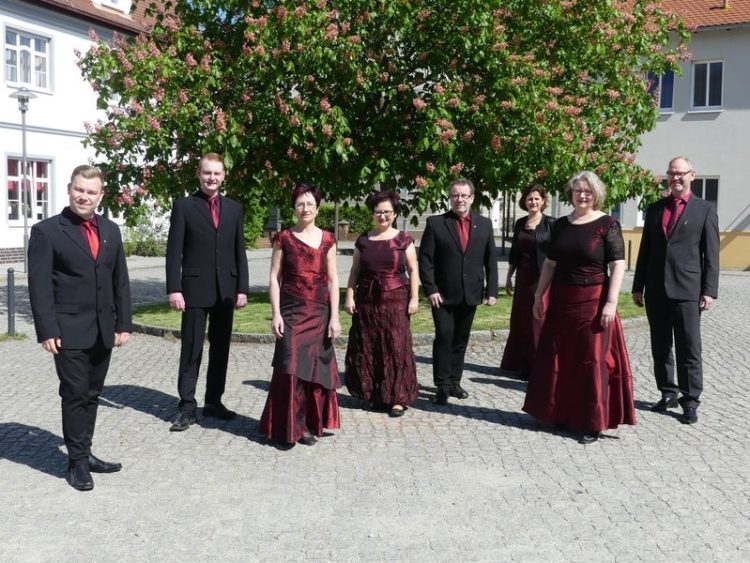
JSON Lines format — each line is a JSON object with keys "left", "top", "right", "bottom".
{"left": 1, "top": 251, "right": 749, "bottom": 562}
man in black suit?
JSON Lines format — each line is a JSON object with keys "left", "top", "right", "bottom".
{"left": 419, "top": 178, "right": 498, "bottom": 405}
{"left": 166, "top": 153, "right": 250, "bottom": 431}
{"left": 28, "top": 165, "right": 132, "bottom": 491}
{"left": 632, "top": 156, "right": 720, "bottom": 425}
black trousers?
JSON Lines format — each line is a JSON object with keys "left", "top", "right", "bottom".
{"left": 431, "top": 303, "right": 477, "bottom": 389}
{"left": 53, "top": 335, "right": 112, "bottom": 464}
{"left": 177, "top": 298, "right": 234, "bottom": 412}
{"left": 645, "top": 294, "right": 703, "bottom": 408}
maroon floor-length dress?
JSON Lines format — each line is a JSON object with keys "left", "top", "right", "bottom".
{"left": 500, "top": 226, "right": 545, "bottom": 377}
{"left": 523, "top": 216, "right": 636, "bottom": 434}
{"left": 259, "top": 229, "right": 341, "bottom": 443}
{"left": 345, "top": 232, "right": 418, "bottom": 408}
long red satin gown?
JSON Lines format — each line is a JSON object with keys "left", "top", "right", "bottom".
{"left": 259, "top": 229, "right": 341, "bottom": 444}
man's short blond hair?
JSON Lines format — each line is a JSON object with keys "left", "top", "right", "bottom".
{"left": 70, "top": 165, "right": 104, "bottom": 185}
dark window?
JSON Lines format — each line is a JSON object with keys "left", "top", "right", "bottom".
{"left": 693, "top": 62, "right": 723, "bottom": 109}
{"left": 647, "top": 71, "right": 675, "bottom": 110}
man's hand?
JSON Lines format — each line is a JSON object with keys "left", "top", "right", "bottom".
{"left": 483, "top": 296, "right": 497, "bottom": 306}
{"left": 699, "top": 295, "right": 714, "bottom": 312}
{"left": 41, "top": 337, "right": 61, "bottom": 355}
{"left": 168, "top": 292, "right": 186, "bottom": 311}
{"left": 115, "top": 332, "right": 131, "bottom": 347}
{"left": 428, "top": 292, "right": 443, "bottom": 308}
{"left": 235, "top": 293, "right": 248, "bottom": 309}
{"left": 632, "top": 292, "right": 644, "bottom": 307}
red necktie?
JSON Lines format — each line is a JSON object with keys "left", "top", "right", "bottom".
{"left": 457, "top": 216, "right": 470, "bottom": 252}
{"left": 209, "top": 197, "right": 219, "bottom": 228}
{"left": 666, "top": 198, "right": 680, "bottom": 238}
{"left": 82, "top": 220, "right": 99, "bottom": 260}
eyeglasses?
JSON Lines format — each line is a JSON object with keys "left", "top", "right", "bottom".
{"left": 666, "top": 170, "right": 693, "bottom": 178}
{"left": 294, "top": 202, "right": 316, "bottom": 210}
{"left": 573, "top": 189, "right": 593, "bottom": 196}
{"left": 450, "top": 193, "right": 473, "bottom": 200}
{"left": 373, "top": 210, "right": 394, "bottom": 217}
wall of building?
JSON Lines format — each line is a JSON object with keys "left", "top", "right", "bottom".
{"left": 1, "top": 0, "right": 117, "bottom": 260}
{"left": 635, "top": 26, "right": 750, "bottom": 234}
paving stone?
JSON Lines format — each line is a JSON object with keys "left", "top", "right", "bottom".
{"left": 0, "top": 253, "right": 748, "bottom": 561}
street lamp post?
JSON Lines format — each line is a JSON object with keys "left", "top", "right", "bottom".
{"left": 9, "top": 87, "right": 37, "bottom": 272}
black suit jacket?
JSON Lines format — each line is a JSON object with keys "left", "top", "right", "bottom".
{"left": 508, "top": 214, "right": 557, "bottom": 274}
{"left": 419, "top": 212, "right": 499, "bottom": 306}
{"left": 28, "top": 207, "right": 132, "bottom": 349}
{"left": 633, "top": 194, "right": 719, "bottom": 301}
{"left": 166, "top": 192, "right": 250, "bottom": 307}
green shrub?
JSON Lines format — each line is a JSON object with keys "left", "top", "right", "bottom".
{"left": 121, "top": 204, "right": 168, "bottom": 257}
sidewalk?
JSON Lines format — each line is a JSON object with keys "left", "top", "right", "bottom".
{"left": 1, "top": 254, "right": 749, "bottom": 561}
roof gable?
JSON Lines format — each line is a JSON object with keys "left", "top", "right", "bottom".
{"left": 661, "top": 0, "right": 750, "bottom": 28}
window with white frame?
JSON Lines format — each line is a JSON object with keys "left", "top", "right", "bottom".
{"left": 647, "top": 70, "right": 674, "bottom": 111}
{"left": 609, "top": 203, "right": 623, "bottom": 223}
{"left": 691, "top": 177, "right": 719, "bottom": 209}
{"left": 5, "top": 28, "right": 50, "bottom": 89}
{"left": 657, "top": 176, "right": 718, "bottom": 209}
{"left": 692, "top": 61, "right": 723, "bottom": 110}
{"left": 6, "top": 158, "right": 51, "bottom": 223}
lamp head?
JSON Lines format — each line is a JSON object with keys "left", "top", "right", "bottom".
{"left": 9, "top": 87, "right": 37, "bottom": 112}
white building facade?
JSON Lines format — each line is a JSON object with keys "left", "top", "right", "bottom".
{"left": 0, "top": 0, "right": 146, "bottom": 263}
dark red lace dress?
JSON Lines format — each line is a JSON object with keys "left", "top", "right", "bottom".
{"left": 258, "top": 229, "right": 341, "bottom": 444}
{"left": 522, "top": 216, "right": 636, "bottom": 433}
{"left": 344, "top": 232, "right": 418, "bottom": 408}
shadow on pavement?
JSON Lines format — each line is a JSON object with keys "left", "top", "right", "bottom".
{"left": 0, "top": 422, "right": 67, "bottom": 479}
{"left": 463, "top": 362, "right": 502, "bottom": 377}
{"left": 101, "top": 384, "right": 266, "bottom": 444}
{"left": 469, "top": 376, "right": 527, "bottom": 392}
{"left": 415, "top": 354, "right": 432, "bottom": 366}
{"left": 101, "top": 384, "right": 176, "bottom": 423}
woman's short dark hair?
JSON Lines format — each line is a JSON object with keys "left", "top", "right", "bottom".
{"left": 519, "top": 183, "right": 548, "bottom": 212}
{"left": 291, "top": 183, "right": 322, "bottom": 207}
{"left": 365, "top": 191, "right": 400, "bottom": 214}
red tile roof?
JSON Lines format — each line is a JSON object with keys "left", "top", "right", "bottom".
{"left": 27, "top": 0, "right": 157, "bottom": 34}
{"left": 662, "top": 0, "right": 750, "bottom": 28}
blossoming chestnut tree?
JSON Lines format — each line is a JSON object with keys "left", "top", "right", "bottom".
{"left": 78, "top": 0, "right": 689, "bottom": 231}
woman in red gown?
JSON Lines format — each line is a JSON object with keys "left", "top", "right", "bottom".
{"left": 522, "top": 171, "right": 636, "bottom": 444}
{"left": 500, "top": 184, "right": 556, "bottom": 380}
{"left": 259, "top": 183, "right": 342, "bottom": 448}
{"left": 344, "top": 191, "right": 419, "bottom": 417}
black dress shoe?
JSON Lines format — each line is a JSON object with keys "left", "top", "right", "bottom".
{"left": 297, "top": 434, "right": 317, "bottom": 446}
{"left": 88, "top": 454, "right": 122, "bottom": 473}
{"left": 388, "top": 405, "right": 407, "bottom": 418}
{"left": 681, "top": 407, "right": 698, "bottom": 425}
{"left": 170, "top": 410, "right": 197, "bottom": 432}
{"left": 449, "top": 385, "right": 469, "bottom": 399}
{"left": 578, "top": 432, "right": 600, "bottom": 445}
{"left": 67, "top": 463, "right": 94, "bottom": 491}
{"left": 270, "top": 440, "right": 295, "bottom": 451}
{"left": 203, "top": 403, "right": 237, "bottom": 420}
{"left": 434, "top": 387, "right": 450, "bottom": 406}
{"left": 651, "top": 396, "right": 679, "bottom": 412}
